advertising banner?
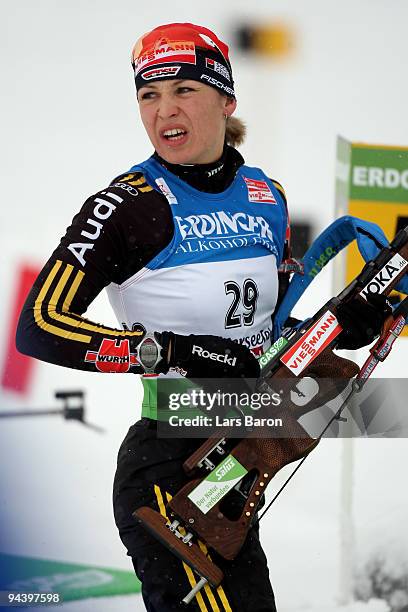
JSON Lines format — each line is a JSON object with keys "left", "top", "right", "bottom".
{"left": 336, "top": 138, "right": 408, "bottom": 335}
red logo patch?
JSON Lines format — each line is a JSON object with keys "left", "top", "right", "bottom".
{"left": 85, "top": 338, "right": 139, "bottom": 373}
{"left": 243, "top": 177, "right": 277, "bottom": 204}
{"left": 135, "top": 38, "right": 196, "bottom": 76}
{"left": 280, "top": 311, "right": 342, "bottom": 375}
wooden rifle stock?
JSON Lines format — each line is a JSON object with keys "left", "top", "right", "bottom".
{"left": 134, "top": 225, "right": 408, "bottom": 593}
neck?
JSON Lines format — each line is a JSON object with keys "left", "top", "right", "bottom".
{"left": 153, "top": 145, "right": 244, "bottom": 193}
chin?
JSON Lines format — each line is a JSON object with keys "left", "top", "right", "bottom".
{"left": 159, "top": 148, "right": 196, "bottom": 165}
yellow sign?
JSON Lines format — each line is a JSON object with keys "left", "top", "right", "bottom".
{"left": 336, "top": 139, "right": 408, "bottom": 335}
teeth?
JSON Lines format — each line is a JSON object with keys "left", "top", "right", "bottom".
{"left": 163, "top": 128, "right": 185, "bottom": 137}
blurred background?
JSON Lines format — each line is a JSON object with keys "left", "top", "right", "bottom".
{"left": 1, "top": 1, "right": 408, "bottom": 611}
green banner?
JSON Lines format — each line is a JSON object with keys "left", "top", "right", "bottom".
{"left": 350, "top": 146, "right": 408, "bottom": 203}
{"left": 0, "top": 553, "right": 141, "bottom": 601}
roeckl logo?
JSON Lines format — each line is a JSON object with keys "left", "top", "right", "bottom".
{"left": 85, "top": 338, "right": 138, "bottom": 373}
{"left": 192, "top": 345, "right": 237, "bottom": 367}
{"left": 280, "top": 311, "right": 342, "bottom": 375}
{"left": 142, "top": 66, "right": 181, "bottom": 80}
{"left": 359, "top": 253, "right": 407, "bottom": 299}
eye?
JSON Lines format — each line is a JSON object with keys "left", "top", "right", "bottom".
{"left": 139, "top": 91, "right": 156, "bottom": 100}
{"left": 176, "top": 86, "right": 195, "bottom": 94}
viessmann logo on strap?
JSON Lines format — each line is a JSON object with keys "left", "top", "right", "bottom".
{"left": 280, "top": 311, "right": 342, "bottom": 375}
{"left": 135, "top": 38, "right": 196, "bottom": 76}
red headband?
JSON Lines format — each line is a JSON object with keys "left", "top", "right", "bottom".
{"left": 132, "top": 23, "right": 235, "bottom": 98}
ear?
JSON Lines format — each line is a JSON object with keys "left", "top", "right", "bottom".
{"left": 223, "top": 96, "right": 237, "bottom": 117}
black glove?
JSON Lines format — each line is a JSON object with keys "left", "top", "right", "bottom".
{"left": 156, "top": 331, "right": 260, "bottom": 379}
{"left": 336, "top": 293, "right": 392, "bottom": 350}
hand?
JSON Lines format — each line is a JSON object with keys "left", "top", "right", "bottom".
{"left": 156, "top": 332, "right": 260, "bottom": 379}
{"left": 336, "top": 293, "right": 392, "bottom": 350}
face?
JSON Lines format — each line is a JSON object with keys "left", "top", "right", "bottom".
{"left": 138, "top": 79, "right": 237, "bottom": 165}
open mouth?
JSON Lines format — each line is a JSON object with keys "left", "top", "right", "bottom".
{"left": 162, "top": 128, "right": 187, "bottom": 142}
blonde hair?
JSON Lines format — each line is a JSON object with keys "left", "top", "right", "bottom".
{"left": 225, "top": 116, "right": 246, "bottom": 148}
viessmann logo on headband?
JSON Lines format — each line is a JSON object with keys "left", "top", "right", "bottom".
{"left": 135, "top": 38, "right": 197, "bottom": 76}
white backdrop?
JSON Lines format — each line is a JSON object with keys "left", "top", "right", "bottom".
{"left": 1, "top": 2, "right": 408, "bottom": 610}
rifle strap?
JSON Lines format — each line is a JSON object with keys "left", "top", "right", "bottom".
{"left": 273, "top": 215, "right": 408, "bottom": 339}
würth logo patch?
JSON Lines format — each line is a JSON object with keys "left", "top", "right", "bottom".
{"left": 85, "top": 338, "right": 138, "bottom": 373}
{"left": 243, "top": 177, "right": 277, "bottom": 204}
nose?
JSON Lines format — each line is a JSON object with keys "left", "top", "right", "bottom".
{"left": 157, "top": 93, "right": 179, "bottom": 119}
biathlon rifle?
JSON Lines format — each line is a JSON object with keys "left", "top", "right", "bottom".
{"left": 134, "top": 224, "right": 408, "bottom": 605}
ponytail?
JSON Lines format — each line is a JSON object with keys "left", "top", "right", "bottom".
{"left": 225, "top": 116, "right": 246, "bottom": 148}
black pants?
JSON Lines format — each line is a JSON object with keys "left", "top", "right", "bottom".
{"left": 113, "top": 419, "right": 277, "bottom": 612}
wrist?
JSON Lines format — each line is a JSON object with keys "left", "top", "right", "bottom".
{"left": 135, "top": 332, "right": 165, "bottom": 373}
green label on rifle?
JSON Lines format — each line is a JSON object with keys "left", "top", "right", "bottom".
{"left": 188, "top": 455, "right": 248, "bottom": 514}
{"left": 258, "top": 336, "right": 288, "bottom": 370}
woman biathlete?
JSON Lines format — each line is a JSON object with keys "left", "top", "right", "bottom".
{"left": 17, "top": 22, "right": 389, "bottom": 611}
